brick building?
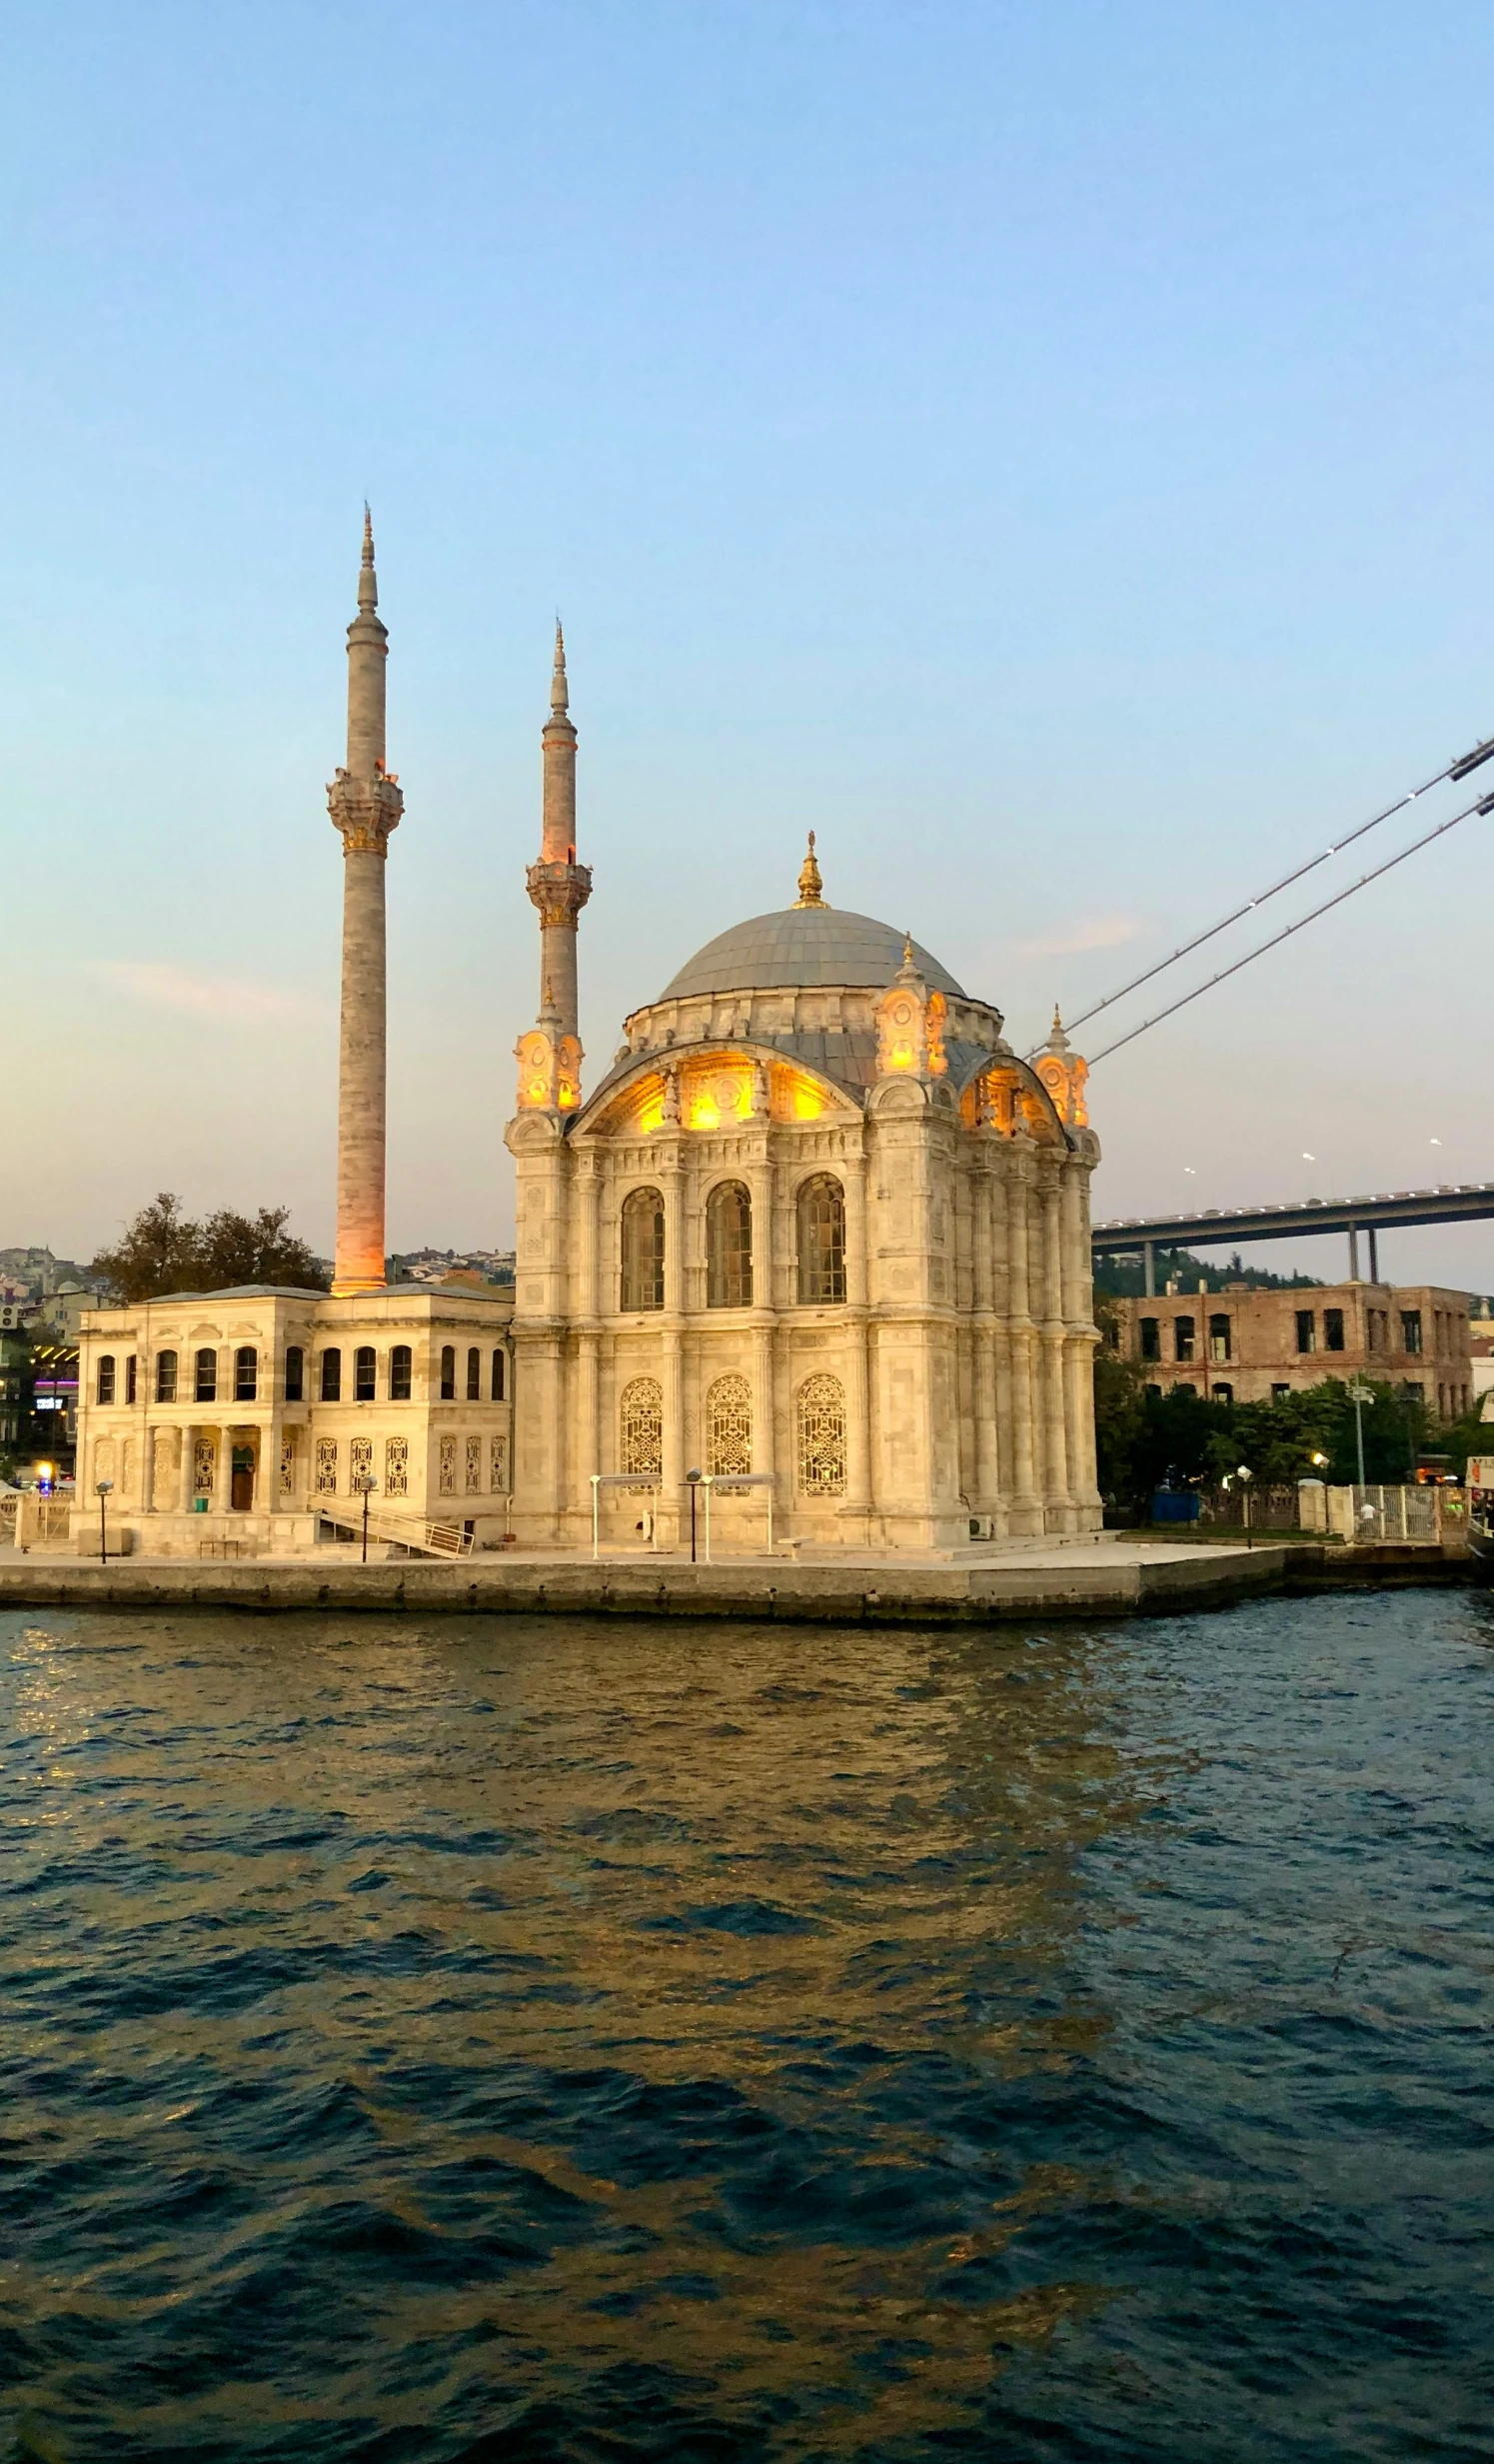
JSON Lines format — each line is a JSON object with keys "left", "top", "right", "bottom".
{"left": 1106, "top": 1281, "right": 1474, "bottom": 1416}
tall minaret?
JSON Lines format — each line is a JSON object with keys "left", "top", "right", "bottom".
{"left": 519, "top": 624, "right": 592, "bottom": 1110}
{"left": 327, "top": 510, "right": 404, "bottom": 1294}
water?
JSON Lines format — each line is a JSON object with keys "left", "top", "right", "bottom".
{"left": 1, "top": 1594, "right": 1491, "bottom": 2463}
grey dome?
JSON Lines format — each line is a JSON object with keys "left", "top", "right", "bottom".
{"left": 659, "top": 907, "right": 964, "bottom": 1002}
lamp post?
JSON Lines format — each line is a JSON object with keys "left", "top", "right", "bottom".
{"left": 686, "top": 1466, "right": 702, "bottom": 1563}
{"left": 1347, "top": 1381, "right": 1373, "bottom": 1490}
{"left": 95, "top": 1477, "right": 113, "bottom": 1564}
{"left": 1237, "top": 1462, "right": 1253, "bottom": 1548}
{"left": 353, "top": 1470, "right": 378, "bottom": 1563}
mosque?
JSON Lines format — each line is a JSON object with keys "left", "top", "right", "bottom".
{"left": 72, "top": 525, "right": 1101, "bottom": 1557}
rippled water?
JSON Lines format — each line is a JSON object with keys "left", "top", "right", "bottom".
{"left": 1, "top": 1593, "right": 1491, "bottom": 2462}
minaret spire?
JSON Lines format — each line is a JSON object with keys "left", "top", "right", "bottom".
{"left": 522, "top": 621, "right": 593, "bottom": 1112}
{"left": 327, "top": 508, "right": 404, "bottom": 1295}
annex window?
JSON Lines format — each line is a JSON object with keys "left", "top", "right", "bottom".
{"left": 491, "top": 1348, "right": 506, "bottom": 1402}
{"left": 621, "top": 1188, "right": 666, "bottom": 1311}
{"left": 707, "top": 1372, "right": 752, "bottom": 1476}
{"left": 1173, "top": 1380, "right": 1197, "bottom": 1396}
{"left": 195, "top": 1347, "right": 217, "bottom": 1402}
{"left": 355, "top": 1345, "right": 376, "bottom": 1401}
{"left": 440, "top": 1343, "right": 456, "bottom": 1399}
{"left": 155, "top": 1349, "right": 178, "bottom": 1403}
{"left": 1401, "top": 1310, "right": 1423, "bottom": 1355}
{"left": 320, "top": 1347, "right": 342, "bottom": 1402}
{"left": 706, "top": 1182, "right": 752, "bottom": 1308}
{"left": 1271, "top": 1382, "right": 1291, "bottom": 1401}
{"left": 96, "top": 1354, "right": 116, "bottom": 1405}
{"left": 620, "top": 1375, "right": 665, "bottom": 1476}
{"left": 1401, "top": 1379, "right": 1424, "bottom": 1402}
{"left": 125, "top": 1355, "right": 137, "bottom": 1404}
{"left": 1208, "top": 1314, "right": 1231, "bottom": 1362}
{"left": 1211, "top": 1382, "right": 1233, "bottom": 1403}
{"left": 439, "top": 1433, "right": 457, "bottom": 1494}
{"left": 390, "top": 1344, "right": 412, "bottom": 1400}
{"left": 796, "top": 1372, "right": 847, "bottom": 1494}
{"left": 1296, "top": 1310, "right": 1316, "bottom": 1355}
{"left": 1173, "top": 1315, "right": 1195, "bottom": 1362}
{"left": 1324, "top": 1309, "right": 1345, "bottom": 1353}
{"left": 315, "top": 1436, "right": 338, "bottom": 1494}
{"left": 284, "top": 1344, "right": 304, "bottom": 1402}
{"left": 234, "top": 1346, "right": 257, "bottom": 1402}
{"left": 466, "top": 1435, "right": 482, "bottom": 1494}
{"left": 1139, "top": 1317, "right": 1160, "bottom": 1360}
{"left": 385, "top": 1435, "right": 409, "bottom": 1496}
{"left": 796, "top": 1175, "right": 846, "bottom": 1305}
{"left": 467, "top": 1346, "right": 481, "bottom": 1401}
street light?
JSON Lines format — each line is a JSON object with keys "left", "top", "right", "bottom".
{"left": 1237, "top": 1462, "right": 1254, "bottom": 1549}
{"left": 1347, "top": 1381, "right": 1374, "bottom": 1489}
{"left": 686, "top": 1466, "right": 703, "bottom": 1563}
{"left": 353, "top": 1471, "right": 378, "bottom": 1563}
{"left": 95, "top": 1477, "right": 113, "bottom": 1564}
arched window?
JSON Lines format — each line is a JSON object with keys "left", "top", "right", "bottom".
{"left": 390, "top": 1344, "right": 412, "bottom": 1400}
{"left": 796, "top": 1372, "right": 846, "bottom": 1495}
{"left": 620, "top": 1375, "right": 664, "bottom": 1475}
{"left": 96, "top": 1354, "right": 116, "bottom": 1405}
{"left": 155, "top": 1349, "right": 178, "bottom": 1403}
{"left": 466, "top": 1345, "right": 481, "bottom": 1400}
{"left": 707, "top": 1372, "right": 752, "bottom": 1476}
{"left": 621, "top": 1188, "right": 666, "bottom": 1311}
{"left": 283, "top": 1345, "right": 304, "bottom": 1402}
{"left": 355, "top": 1345, "right": 376, "bottom": 1401}
{"left": 796, "top": 1175, "right": 846, "bottom": 1304}
{"left": 439, "top": 1343, "right": 456, "bottom": 1399}
{"left": 195, "top": 1347, "right": 218, "bottom": 1402}
{"left": 492, "top": 1348, "right": 506, "bottom": 1402}
{"left": 706, "top": 1182, "right": 752, "bottom": 1308}
{"left": 320, "top": 1347, "right": 341, "bottom": 1402}
{"left": 234, "top": 1346, "right": 257, "bottom": 1402}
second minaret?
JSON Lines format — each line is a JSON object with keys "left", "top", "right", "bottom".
{"left": 525, "top": 624, "right": 592, "bottom": 1067}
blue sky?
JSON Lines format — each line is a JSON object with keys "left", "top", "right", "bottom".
{"left": 3, "top": 0, "right": 1492, "bottom": 1287}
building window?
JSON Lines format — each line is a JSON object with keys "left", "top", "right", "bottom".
{"left": 235, "top": 1346, "right": 257, "bottom": 1402}
{"left": 1324, "top": 1309, "right": 1345, "bottom": 1353}
{"left": 194, "top": 1436, "right": 216, "bottom": 1496}
{"left": 1139, "top": 1317, "right": 1160, "bottom": 1360}
{"left": 621, "top": 1188, "right": 666, "bottom": 1311}
{"left": 796, "top": 1372, "right": 846, "bottom": 1494}
{"left": 796, "top": 1176, "right": 846, "bottom": 1304}
{"left": 355, "top": 1345, "right": 376, "bottom": 1401}
{"left": 280, "top": 1435, "right": 295, "bottom": 1497}
{"left": 1211, "top": 1382, "right": 1233, "bottom": 1403}
{"left": 620, "top": 1375, "right": 664, "bottom": 1476}
{"left": 1401, "top": 1380, "right": 1424, "bottom": 1402}
{"left": 707, "top": 1372, "right": 752, "bottom": 1476}
{"left": 1272, "top": 1383, "right": 1291, "bottom": 1401}
{"left": 125, "top": 1355, "right": 137, "bottom": 1404}
{"left": 284, "top": 1344, "right": 304, "bottom": 1402}
{"left": 1173, "top": 1315, "right": 1195, "bottom": 1362}
{"left": 490, "top": 1434, "right": 507, "bottom": 1491}
{"left": 385, "top": 1435, "right": 409, "bottom": 1496}
{"left": 467, "top": 1346, "right": 481, "bottom": 1401}
{"left": 1173, "top": 1380, "right": 1196, "bottom": 1396}
{"left": 390, "top": 1344, "right": 412, "bottom": 1400}
{"left": 1296, "top": 1311, "right": 1316, "bottom": 1355}
{"left": 491, "top": 1348, "right": 505, "bottom": 1402}
{"left": 465, "top": 1435, "right": 482, "bottom": 1493}
{"left": 96, "top": 1355, "right": 116, "bottom": 1405}
{"left": 1208, "top": 1314, "right": 1231, "bottom": 1363}
{"left": 439, "top": 1433, "right": 457, "bottom": 1494}
{"left": 350, "top": 1435, "right": 373, "bottom": 1486}
{"left": 316, "top": 1437, "right": 338, "bottom": 1494}
{"left": 706, "top": 1182, "right": 752, "bottom": 1308}
{"left": 1145, "top": 1382, "right": 1162, "bottom": 1397}
{"left": 440, "top": 1344, "right": 456, "bottom": 1399}
{"left": 155, "top": 1349, "right": 178, "bottom": 1403}
{"left": 320, "top": 1348, "right": 342, "bottom": 1402}
{"left": 1401, "top": 1310, "right": 1423, "bottom": 1354}
{"left": 195, "top": 1347, "right": 217, "bottom": 1402}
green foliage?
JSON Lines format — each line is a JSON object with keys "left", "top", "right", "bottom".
{"left": 1092, "top": 1305, "right": 1145, "bottom": 1500}
{"left": 1094, "top": 1362, "right": 1432, "bottom": 1513}
{"left": 1092, "top": 1246, "right": 1321, "bottom": 1298}
{"left": 91, "top": 1194, "right": 329, "bottom": 1302}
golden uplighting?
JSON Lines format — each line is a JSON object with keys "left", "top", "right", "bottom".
{"left": 790, "top": 1079, "right": 825, "bottom": 1120}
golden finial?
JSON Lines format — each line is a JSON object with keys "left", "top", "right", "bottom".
{"left": 793, "top": 831, "right": 826, "bottom": 908}
{"left": 903, "top": 932, "right": 914, "bottom": 966}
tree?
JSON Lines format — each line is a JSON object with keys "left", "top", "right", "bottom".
{"left": 90, "top": 1195, "right": 329, "bottom": 1301}
{"left": 1093, "top": 1304, "right": 1145, "bottom": 1509}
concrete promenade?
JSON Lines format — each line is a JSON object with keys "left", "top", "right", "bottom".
{"left": 0, "top": 1535, "right": 1472, "bottom": 1623}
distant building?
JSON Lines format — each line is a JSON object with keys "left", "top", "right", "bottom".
{"left": 1107, "top": 1280, "right": 1474, "bottom": 1416}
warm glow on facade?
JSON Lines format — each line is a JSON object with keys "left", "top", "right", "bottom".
{"left": 790, "top": 1078, "right": 826, "bottom": 1119}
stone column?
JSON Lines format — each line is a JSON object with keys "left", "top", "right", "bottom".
{"left": 179, "top": 1425, "right": 197, "bottom": 1515}
{"left": 1004, "top": 1146, "right": 1040, "bottom": 1529}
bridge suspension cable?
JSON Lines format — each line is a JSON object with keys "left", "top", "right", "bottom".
{"left": 1086, "top": 785, "right": 1494, "bottom": 1065}
{"left": 1061, "top": 726, "right": 1494, "bottom": 1040}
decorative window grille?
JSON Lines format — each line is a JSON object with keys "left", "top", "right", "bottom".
{"left": 465, "top": 1435, "right": 482, "bottom": 1493}
{"left": 440, "top": 1345, "right": 457, "bottom": 1399}
{"left": 280, "top": 1436, "right": 295, "bottom": 1497}
{"left": 155, "top": 1349, "right": 178, "bottom": 1402}
{"left": 490, "top": 1435, "right": 507, "bottom": 1491}
{"left": 390, "top": 1345, "right": 412, "bottom": 1401}
{"left": 795, "top": 1176, "right": 846, "bottom": 1304}
{"left": 195, "top": 1437, "right": 217, "bottom": 1497}
{"left": 706, "top": 1183, "right": 752, "bottom": 1308}
{"left": 385, "top": 1435, "right": 409, "bottom": 1496}
{"left": 96, "top": 1354, "right": 116, "bottom": 1404}
{"left": 350, "top": 1436, "right": 374, "bottom": 1485}
{"left": 621, "top": 1188, "right": 666, "bottom": 1311}
{"left": 320, "top": 1348, "right": 342, "bottom": 1401}
{"left": 467, "top": 1347, "right": 481, "bottom": 1401}
{"left": 235, "top": 1346, "right": 258, "bottom": 1402}
{"left": 439, "top": 1434, "right": 457, "bottom": 1494}
{"left": 315, "top": 1437, "right": 338, "bottom": 1495}
{"left": 355, "top": 1346, "right": 377, "bottom": 1401}
{"left": 284, "top": 1345, "right": 304, "bottom": 1402}
{"left": 491, "top": 1348, "right": 506, "bottom": 1402}
{"left": 94, "top": 1438, "right": 115, "bottom": 1486}
{"left": 620, "top": 1375, "right": 665, "bottom": 1475}
{"left": 707, "top": 1372, "right": 752, "bottom": 1475}
{"left": 795, "top": 1373, "right": 846, "bottom": 1495}
{"left": 121, "top": 1438, "right": 135, "bottom": 1495}
{"left": 195, "top": 1347, "right": 217, "bottom": 1402}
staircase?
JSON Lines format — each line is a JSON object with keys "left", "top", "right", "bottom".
{"left": 317, "top": 1508, "right": 476, "bottom": 1559}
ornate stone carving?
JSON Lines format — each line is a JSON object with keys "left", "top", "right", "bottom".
{"left": 327, "top": 767, "right": 404, "bottom": 856}
{"left": 525, "top": 859, "right": 593, "bottom": 930}
{"left": 796, "top": 1373, "right": 846, "bottom": 1495}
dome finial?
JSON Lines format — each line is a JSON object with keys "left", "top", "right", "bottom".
{"left": 793, "top": 831, "right": 826, "bottom": 909}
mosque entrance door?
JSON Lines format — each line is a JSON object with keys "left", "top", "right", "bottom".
{"left": 230, "top": 1447, "right": 256, "bottom": 1511}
